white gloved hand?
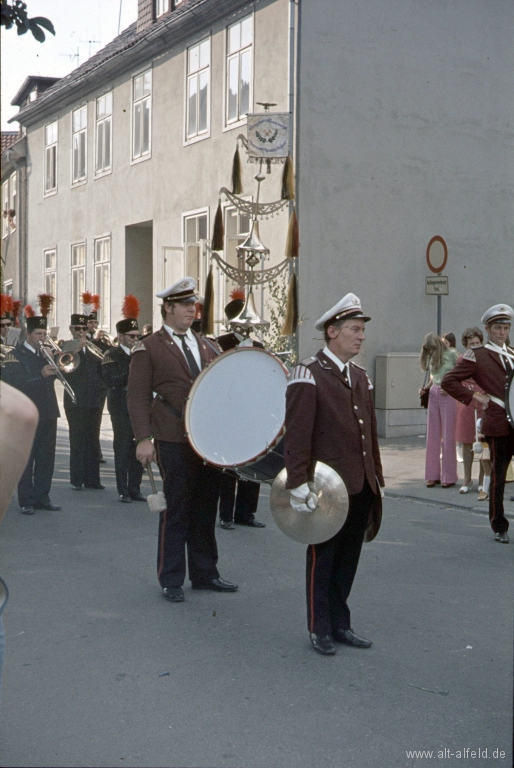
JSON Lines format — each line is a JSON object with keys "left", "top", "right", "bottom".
{"left": 290, "top": 483, "right": 319, "bottom": 514}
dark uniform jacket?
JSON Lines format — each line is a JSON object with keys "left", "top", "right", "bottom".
{"left": 101, "top": 345, "right": 131, "bottom": 417}
{"left": 62, "top": 346, "right": 104, "bottom": 409}
{"left": 127, "top": 327, "right": 219, "bottom": 443}
{"left": 1, "top": 344, "right": 60, "bottom": 420}
{"left": 285, "top": 351, "right": 384, "bottom": 497}
{"left": 441, "top": 345, "right": 513, "bottom": 437}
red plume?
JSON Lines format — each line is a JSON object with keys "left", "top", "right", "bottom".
{"left": 24, "top": 304, "right": 35, "bottom": 318}
{"left": 38, "top": 293, "right": 55, "bottom": 317}
{"left": 0, "top": 294, "right": 13, "bottom": 317}
{"left": 91, "top": 294, "right": 101, "bottom": 311}
{"left": 122, "top": 294, "right": 140, "bottom": 319}
{"left": 230, "top": 288, "right": 245, "bottom": 301}
{"left": 82, "top": 291, "right": 93, "bottom": 308}
{"left": 12, "top": 300, "right": 21, "bottom": 324}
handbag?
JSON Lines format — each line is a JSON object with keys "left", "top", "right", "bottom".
{"left": 420, "top": 368, "right": 431, "bottom": 409}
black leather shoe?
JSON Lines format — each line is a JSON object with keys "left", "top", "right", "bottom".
{"left": 33, "top": 502, "right": 62, "bottom": 511}
{"left": 71, "top": 485, "right": 83, "bottom": 491}
{"left": 119, "top": 495, "right": 132, "bottom": 503}
{"left": 235, "top": 518, "right": 266, "bottom": 528}
{"left": 191, "top": 577, "right": 238, "bottom": 592}
{"left": 220, "top": 520, "right": 236, "bottom": 530}
{"left": 310, "top": 633, "right": 336, "bottom": 655}
{"left": 162, "top": 586, "right": 184, "bottom": 602}
{"left": 333, "top": 628, "right": 372, "bottom": 648}
{"left": 130, "top": 492, "right": 147, "bottom": 502}
{"left": 99, "top": 458, "right": 107, "bottom": 464}
{"left": 494, "top": 532, "right": 509, "bottom": 544}
{"left": 85, "top": 484, "right": 105, "bottom": 490}
{"left": 20, "top": 505, "right": 35, "bottom": 515}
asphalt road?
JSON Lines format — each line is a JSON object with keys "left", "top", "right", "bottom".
{"left": 0, "top": 428, "right": 512, "bottom": 768}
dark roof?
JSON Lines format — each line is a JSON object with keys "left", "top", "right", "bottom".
{"left": 1, "top": 132, "right": 19, "bottom": 153}
{"left": 10, "top": 0, "right": 250, "bottom": 126}
{"left": 11, "top": 76, "right": 61, "bottom": 107}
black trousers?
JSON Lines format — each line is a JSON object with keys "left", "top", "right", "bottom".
{"left": 156, "top": 441, "right": 221, "bottom": 588}
{"left": 64, "top": 406, "right": 102, "bottom": 487}
{"left": 111, "top": 412, "right": 143, "bottom": 497}
{"left": 306, "top": 478, "right": 376, "bottom": 636}
{"left": 219, "top": 472, "right": 260, "bottom": 523}
{"left": 487, "top": 429, "right": 514, "bottom": 534}
{"left": 17, "top": 418, "right": 57, "bottom": 507}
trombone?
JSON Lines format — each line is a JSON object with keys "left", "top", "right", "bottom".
{"left": 44, "top": 336, "right": 81, "bottom": 373}
{"left": 85, "top": 339, "right": 106, "bottom": 360}
{"left": 38, "top": 341, "right": 77, "bottom": 404}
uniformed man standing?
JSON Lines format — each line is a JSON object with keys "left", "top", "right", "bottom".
{"left": 101, "top": 300, "right": 144, "bottom": 503}
{"left": 127, "top": 278, "right": 238, "bottom": 603}
{"left": 1, "top": 310, "right": 61, "bottom": 514}
{"left": 62, "top": 314, "right": 105, "bottom": 491}
{"left": 284, "top": 293, "right": 384, "bottom": 655}
{"left": 442, "top": 304, "right": 514, "bottom": 543}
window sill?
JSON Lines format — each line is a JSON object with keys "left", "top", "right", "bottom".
{"left": 130, "top": 153, "right": 152, "bottom": 166}
{"left": 222, "top": 116, "right": 248, "bottom": 134}
{"left": 94, "top": 168, "right": 112, "bottom": 180}
{"left": 183, "top": 131, "right": 211, "bottom": 147}
{"left": 43, "top": 189, "right": 58, "bottom": 198}
{"left": 71, "top": 179, "right": 87, "bottom": 189}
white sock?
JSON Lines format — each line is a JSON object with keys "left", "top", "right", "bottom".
{"left": 483, "top": 476, "right": 491, "bottom": 494}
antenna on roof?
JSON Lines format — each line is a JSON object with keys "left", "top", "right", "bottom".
{"left": 80, "top": 40, "right": 101, "bottom": 59}
{"left": 60, "top": 48, "right": 80, "bottom": 66}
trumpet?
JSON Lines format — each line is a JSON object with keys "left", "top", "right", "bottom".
{"left": 85, "top": 339, "right": 106, "bottom": 360}
{"left": 38, "top": 341, "right": 77, "bottom": 404}
{"left": 93, "top": 330, "right": 114, "bottom": 346}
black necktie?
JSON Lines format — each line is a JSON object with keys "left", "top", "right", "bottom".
{"left": 174, "top": 334, "right": 201, "bottom": 379}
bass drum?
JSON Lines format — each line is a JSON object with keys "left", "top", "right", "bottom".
{"left": 236, "top": 437, "right": 285, "bottom": 485}
{"left": 506, "top": 370, "right": 514, "bottom": 428}
{"left": 184, "top": 346, "right": 288, "bottom": 475}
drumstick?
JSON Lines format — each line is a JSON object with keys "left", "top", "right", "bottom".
{"left": 147, "top": 463, "right": 158, "bottom": 494}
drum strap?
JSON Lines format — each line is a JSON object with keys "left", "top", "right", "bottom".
{"left": 201, "top": 337, "right": 222, "bottom": 357}
{"left": 158, "top": 395, "right": 183, "bottom": 420}
{"left": 488, "top": 395, "right": 505, "bottom": 410}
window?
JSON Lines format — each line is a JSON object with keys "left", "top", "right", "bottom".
{"left": 156, "top": 0, "right": 170, "bottom": 16}
{"left": 44, "top": 249, "right": 57, "bottom": 326}
{"left": 186, "top": 38, "right": 210, "bottom": 140}
{"left": 72, "top": 106, "right": 87, "bottom": 184}
{"left": 132, "top": 70, "right": 152, "bottom": 160}
{"left": 226, "top": 15, "right": 253, "bottom": 125}
{"left": 44, "top": 121, "right": 58, "bottom": 194}
{"left": 183, "top": 212, "right": 208, "bottom": 291}
{"left": 224, "top": 206, "right": 250, "bottom": 303}
{"left": 2, "top": 173, "right": 16, "bottom": 238}
{"left": 94, "top": 237, "right": 110, "bottom": 328}
{"left": 71, "top": 243, "right": 86, "bottom": 314}
{"left": 95, "top": 92, "right": 112, "bottom": 175}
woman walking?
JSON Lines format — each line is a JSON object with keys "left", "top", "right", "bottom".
{"left": 420, "top": 333, "right": 459, "bottom": 488}
{"left": 455, "top": 327, "right": 485, "bottom": 493}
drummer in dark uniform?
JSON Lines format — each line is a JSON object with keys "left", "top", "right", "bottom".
{"left": 284, "top": 293, "right": 384, "bottom": 655}
{"left": 1, "top": 308, "right": 61, "bottom": 514}
{"left": 101, "top": 296, "right": 144, "bottom": 503}
{"left": 442, "top": 303, "right": 514, "bottom": 543}
{"left": 127, "top": 277, "right": 238, "bottom": 603}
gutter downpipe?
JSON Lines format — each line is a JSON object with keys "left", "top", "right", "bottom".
{"left": 288, "top": 0, "right": 298, "bottom": 358}
{"left": 4, "top": 149, "right": 25, "bottom": 305}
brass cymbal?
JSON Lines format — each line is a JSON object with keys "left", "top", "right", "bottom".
{"left": 270, "top": 462, "right": 348, "bottom": 544}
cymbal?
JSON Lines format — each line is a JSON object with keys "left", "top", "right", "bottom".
{"left": 270, "top": 462, "right": 348, "bottom": 544}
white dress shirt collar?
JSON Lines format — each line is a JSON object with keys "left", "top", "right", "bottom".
{"left": 322, "top": 345, "right": 352, "bottom": 385}
{"left": 120, "top": 344, "right": 131, "bottom": 356}
{"left": 23, "top": 341, "right": 37, "bottom": 354}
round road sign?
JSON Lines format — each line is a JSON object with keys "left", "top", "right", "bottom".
{"left": 426, "top": 236, "right": 448, "bottom": 274}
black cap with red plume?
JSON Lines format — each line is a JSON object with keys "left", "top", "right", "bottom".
{"left": 116, "top": 294, "right": 140, "bottom": 334}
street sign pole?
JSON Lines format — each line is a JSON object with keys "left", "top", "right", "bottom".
{"left": 437, "top": 294, "right": 441, "bottom": 336}
{"left": 426, "top": 236, "right": 448, "bottom": 336}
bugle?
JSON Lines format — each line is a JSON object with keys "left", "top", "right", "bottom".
{"left": 38, "top": 341, "right": 77, "bottom": 404}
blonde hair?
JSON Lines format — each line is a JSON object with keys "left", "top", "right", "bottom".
{"left": 420, "top": 332, "right": 445, "bottom": 372}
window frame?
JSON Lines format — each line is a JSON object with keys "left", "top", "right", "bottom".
{"left": 131, "top": 68, "right": 152, "bottom": 164}
{"left": 182, "top": 207, "right": 209, "bottom": 293}
{"left": 94, "top": 91, "right": 113, "bottom": 178}
{"left": 156, "top": 0, "right": 170, "bottom": 17}
{"left": 223, "top": 13, "right": 254, "bottom": 131}
{"left": 44, "top": 120, "right": 58, "bottom": 196}
{"left": 43, "top": 247, "right": 57, "bottom": 327}
{"left": 93, "top": 234, "right": 111, "bottom": 330}
{"left": 71, "top": 104, "right": 88, "bottom": 187}
{"left": 70, "top": 241, "right": 87, "bottom": 316}
{"left": 184, "top": 36, "right": 211, "bottom": 145}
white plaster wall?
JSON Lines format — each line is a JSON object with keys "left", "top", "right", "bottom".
{"left": 24, "top": 0, "right": 290, "bottom": 334}
{"left": 296, "top": 0, "right": 514, "bottom": 372}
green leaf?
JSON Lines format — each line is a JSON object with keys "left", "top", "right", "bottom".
{"left": 28, "top": 17, "right": 45, "bottom": 42}
{"left": 30, "top": 16, "right": 55, "bottom": 35}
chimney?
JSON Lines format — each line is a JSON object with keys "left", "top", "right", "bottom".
{"left": 137, "top": 0, "right": 155, "bottom": 33}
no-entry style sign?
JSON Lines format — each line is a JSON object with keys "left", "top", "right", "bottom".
{"left": 426, "top": 236, "right": 448, "bottom": 274}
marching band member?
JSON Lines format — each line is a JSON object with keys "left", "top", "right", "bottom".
{"left": 127, "top": 277, "right": 237, "bottom": 603}
{"left": 284, "top": 293, "right": 384, "bottom": 655}
{"left": 0, "top": 295, "right": 14, "bottom": 342}
{"left": 442, "top": 304, "right": 514, "bottom": 543}
{"left": 101, "top": 296, "right": 144, "bottom": 504}
{"left": 1, "top": 298, "right": 61, "bottom": 514}
{"left": 62, "top": 312, "right": 105, "bottom": 491}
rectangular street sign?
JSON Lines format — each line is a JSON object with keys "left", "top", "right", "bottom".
{"left": 426, "top": 275, "right": 449, "bottom": 295}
